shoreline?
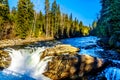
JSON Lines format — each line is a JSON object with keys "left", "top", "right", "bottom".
{"left": 0, "top": 37, "right": 54, "bottom": 48}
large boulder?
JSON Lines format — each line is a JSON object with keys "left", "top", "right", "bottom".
{"left": 0, "top": 50, "right": 11, "bottom": 70}
{"left": 97, "top": 37, "right": 110, "bottom": 49}
{"left": 43, "top": 54, "right": 106, "bottom": 80}
{"left": 40, "top": 44, "right": 80, "bottom": 60}
{"left": 41, "top": 45, "right": 107, "bottom": 80}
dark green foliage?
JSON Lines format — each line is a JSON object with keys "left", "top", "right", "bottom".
{"left": 35, "top": 11, "right": 45, "bottom": 37}
{"left": 0, "top": 0, "right": 14, "bottom": 39}
{"left": 16, "top": 0, "right": 34, "bottom": 39}
{"left": 0, "top": 0, "right": 9, "bottom": 21}
{"left": 91, "top": 0, "right": 120, "bottom": 49}
{"left": 93, "top": 0, "right": 120, "bottom": 37}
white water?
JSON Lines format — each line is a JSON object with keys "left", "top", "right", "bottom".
{"left": 3, "top": 47, "right": 51, "bottom": 80}
{"left": 105, "top": 67, "right": 120, "bottom": 80}
{"left": 0, "top": 36, "right": 120, "bottom": 80}
{"left": 61, "top": 36, "right": 104, "bottom": 57}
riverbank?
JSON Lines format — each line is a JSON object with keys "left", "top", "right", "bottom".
{"left": 0, "top": 37, "right": 53, "bottom": 48}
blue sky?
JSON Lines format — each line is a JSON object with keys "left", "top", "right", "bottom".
{"left": 8, "top": 0, "right": 101, "bottom": 26}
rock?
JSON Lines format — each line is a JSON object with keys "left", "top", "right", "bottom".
{"left": 117, "top": 49, "right": 120, "bottom": 53}
{"left": 109, "top": 34, "right": 117, "bottom": 47}
{"left": 97, "top": 38, "right": 110, "bottom": 49}
{"left": 108, "top": 33, "right": 120, "bottom": 49}
{"left": 115, "top": 41, "right": 120, "bottom": 48}
{"left": 0, "top": 50, "right": 11, "bottom": 70}
{"left": 40, "top": 44, "right": 80, "bottom": 60}
{"left": 43, "top": 54, "right": 106, "bottom": 80}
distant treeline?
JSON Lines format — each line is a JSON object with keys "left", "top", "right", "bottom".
{"left": 0, "top": 0, "right": 90, "bottom": 40}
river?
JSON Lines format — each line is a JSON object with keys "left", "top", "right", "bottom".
{"left": 0, "top": 36, "right": 120, "bottom": 80}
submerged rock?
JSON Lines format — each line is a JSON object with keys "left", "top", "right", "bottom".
{"left": 41, "top": 45, "right": 107, "bottom": 80}
{"left": 40, "top": 44, "right": 80, "bottom": 60}
{"left": 0, "top": 50, "right": 11, "bottom": 70}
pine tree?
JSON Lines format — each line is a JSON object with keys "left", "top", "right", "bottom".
{"left": 10, "top": 7, "right": 17, "bottom": 23}
{"left": 51, "top": 0, "right": 57, "bottom": 38}
{"left": 35, "top": 11, "right": 45, "bottom": 37}
{"left": 69, "top": 13, "right": 73, "bottom": 37}
{"left": 64, "top": 14, "right": 69, "bottom": 37}
{"left": 55, "top": 4, "right": 61, "bottom": 38}
{"left": 96, "top": 0, "right": 120, "bottom": 37}
{"left": 0, "top": 0, "right": 9, "bottom": 20}
{"left": 0, "top": 0, "right": 10, "bottom": 39}
{"left": 45, "top": 0, "right": 50, "bottom": 37}
{"left": 16, "top": 0, "right": 34, "bottom": 39}
{"left": 108, "top": 0, "right": 120, "bottom": 35}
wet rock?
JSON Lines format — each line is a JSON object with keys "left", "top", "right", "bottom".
{"left": 97, "top": 38, "right": 110, "bottom": 49}
{"left": 43, "top": 54, "right": 106, "bottom": 80}
{"left": 115, "top": 41, "right": 120, "bottom": 48}
{"left": 40, "top": 44, "right": 80, "bottom": 60}
{"left": 109, "top": 34, "right": 117, "bottom": 47}
{"left": 0, "top": 50, "right": 11, "bottom": 70}
{"left": 116, "top": 49, "right": 120, "bottom": 53}
{"left": 109, "top": 32, "right": 120, "bottom": 49}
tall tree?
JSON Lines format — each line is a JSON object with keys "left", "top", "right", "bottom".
{"left": 55, "top": 4, "right": 61, "bottom": 38}
{"left": 45, "top": 0, "right": 50, "bottom": 37}
{"left": 0, "top": 0, "right": 9, "bottom": 20}
{"left": 16, "top": 0, "right": 34, "bottom": 39}
{"left": 35, "top": 11, "right": 45, "bottom": 37}
{"left": 51, "top": 0, "right": 57, "bottom": 37}
{"left": 96, "top": 0, "right": 120, "bottom": 37}
{"left": 96, "top": 0, "right": 112, "bottom": 37}
{"left": 0, "top": 0, "right": 10, "bottom": 39}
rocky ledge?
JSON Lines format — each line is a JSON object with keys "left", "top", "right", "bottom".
{"left": 40, "top": 44, "right": 80, "bottom": 60}
{"left": 41, "top": 44, "right": 108, "bottom": 80}
{"left": 0, "top": 50, "right": 11, "bottom": 70}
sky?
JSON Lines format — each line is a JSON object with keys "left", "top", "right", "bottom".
{"left": 8, "top": 0, "right": 101, "bottom": 26}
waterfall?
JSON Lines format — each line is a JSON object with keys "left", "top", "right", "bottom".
{"left": 2, "top": 47, "right": 51, "bottom": 80}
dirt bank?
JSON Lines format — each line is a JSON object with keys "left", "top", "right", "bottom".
{"left": 0, "top": 37, "right": 53, "bottom": 48}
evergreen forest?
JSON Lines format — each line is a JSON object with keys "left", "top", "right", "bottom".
{"left": 0, "top": 0, "right": 90, "bottom": 40}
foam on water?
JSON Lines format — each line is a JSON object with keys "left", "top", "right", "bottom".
{"left": 3, "top": 47, "right": 51, "bottom": 80}
{"left": 105, "top": 67, "right": 120, "bottom": 80}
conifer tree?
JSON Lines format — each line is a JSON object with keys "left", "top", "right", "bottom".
{"left": 35, "top": 11, "right": 45, "bottom": 37}
{"left": 0, "top": 0, "right": 9, "bottom": 20}
{"left": 96, "top": 0, "right": 120, "bottom": 37}
{"left": 45, "top": 0, "right": 50, "bottom": 37}
{"left": 51, "top": 0, "right": 57, "bottom": 37}
{"left": 0, "top": 0, "right": 10, "bottom": 39}
{"left": 55, "top": 4, "right": 61, "bottom": 38}
{"left": 16, "top": 0, "right": 34, "bottom": 39}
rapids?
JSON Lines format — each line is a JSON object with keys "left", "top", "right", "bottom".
{"left": 0, "top": 36, "right": 120, "bottom": 80}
